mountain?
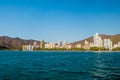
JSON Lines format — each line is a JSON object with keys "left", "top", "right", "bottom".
{"left": 0, "top": 34, "right": 120, "bottom": 49}
{"left": 70, "top": 34, "right": 120, "bottom": 47}
{"left": 0, "top": 36, "right": 40, "bottom": 49}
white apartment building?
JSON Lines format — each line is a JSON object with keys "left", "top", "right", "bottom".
{"left": 104, "top": 39, "right": 112, "bottom": 50}
{"left": 23, "top": 44, "right": 34, "bottom": 51}
{"left": 113, "top": 42, "right": 120, "bottom": 48}
{"left": 57, "top": 41, "right": 63, "bottom": 48}
{"left": 93, "top": 33, "right": 103, "bottom": 47}
{"left": 45, "top": 42, "right": 56, "bottom": 49}
{"left": 76, "top": 44, "right": 82, "bottom": 48}
{"left": 118, "top": 42, "right": 120, "bottom": 47}
{"left": 63, "top": 44, "right": 72, "bottom": 49}
{"left": 113, "top": 44, "right": 118, "bottom": 48}
{"left": 45, "top": 43, "right": 50, "bottom": 48}
{"left": 63, "top": 41, "right": 68, "bottom": 48}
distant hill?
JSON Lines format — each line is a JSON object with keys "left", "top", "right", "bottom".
{"left": 0, "top": 34, "right": 120, "bottom": 49}
{"left": 70, "top": 34, "right": 120, "bottom": 47}
{"left": 0, "top": 36, "right": 40, "bottom": 49}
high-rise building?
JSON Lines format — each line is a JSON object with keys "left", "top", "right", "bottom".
{"left": 23, "top": 44, "right": 34, "bottom": 51}
{"left": 84, "top": 40, "right": 90, "bottom": 49}
{"left": 66, "top": 44, "right": 72, "bottom": 49}
{"left": 104, "top": 39, "right": 112, "bottom": 50}
{"left": 63, "top": 41, "right": 68, "bottom": 48}
{"left": 58, "top": 41, "right": 63, "bottom": 48}
{"left": 93, "top": 33, "right": 103, "bottom": 47}
{"left": 50, "top": 42, "right": 56, "bottom": 48}
{"left": 45, "top": 42, "right": 56, "bottom": 49}
{"left": 45, "top": 42, "right": 50, "bottom": 49}
{"left": 113, "top": 42, "right": 120, "bottom": 48}
{"left": 113, "top": 44, "right": 118, "bottom": 48}
{"left": 33, "top": 41, "right": 37, "bottom": 48}
{"left": 40, "top": 40, "right": 45, "bottom": 48}
{"left": 76, "top": 44, "right": 82, "bottom": 48}
{"left": 118, "top": 42, "right": 120, "bottom": 47}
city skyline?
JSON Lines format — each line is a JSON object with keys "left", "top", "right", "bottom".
{"left": 0, "top": 0, "right": 120, "bottom": 42}
{"left": 23, "top": 33, "right": 120, "bottom": 51}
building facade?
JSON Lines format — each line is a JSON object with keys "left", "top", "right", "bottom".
{"left": 104, "top": 39, "right": 112, "bottom": 50}
{"left": 33, "top": 41, "right": 38, "bottom": 48}
{"left": 84, "top": 40, "right": 90, "bottom": 49}
{"left": 40, "top": 40, "right": 45, "bottom": 48}
{"left": 93, "top": 33, "right": 103, "bottom": 47}
{"left": 23, "top": 44, "right": 34, "bottom": 51}
{"left": 76, "top": 44, "right": 82, "bottom": 48}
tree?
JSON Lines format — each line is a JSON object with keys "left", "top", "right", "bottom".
{"left": 112, "top": 47, "right": 120, "bottom": 51}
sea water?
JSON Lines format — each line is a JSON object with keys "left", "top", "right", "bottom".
{"left": 0, "top": 51, "right": 120, "bottom": 80}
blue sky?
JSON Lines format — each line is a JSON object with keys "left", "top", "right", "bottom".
{"left": 0, "top": 0, "right": 120, "bottom": 42}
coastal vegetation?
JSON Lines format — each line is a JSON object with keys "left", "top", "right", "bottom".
{"left": 34, "top": 48, "right": 67, "bottom": 51}
{"left": 89, "top": 47, "right": 109, "bottom": 51}
{"left": 33, "top": 47, "right": 116, "bottom": 51}
{"left": 1, "top": 47, "right": 120, "bottom": 51}
{"left": 34, "top": 48, "right": 86, "bottom": 51}
{"left": 0, "top": 34, "right": 120, "bottom": 51}
{"left": 71, "top": 48, "right": 86, "bottom": 51}
{"left": 112, "top": 47, "right": 120, "bottom": 51}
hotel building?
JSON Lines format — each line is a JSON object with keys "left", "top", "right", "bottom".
{"left": 84, "top": 40, "right": 90, "bottom": 49}
{"left": 23, "top": 44, "right": 34, "bottom": 51}
{"left": 33, "top": 41, "right": 38, "bottom": 48}
{"left": 76, "top": 44, "right": 82, "bottom": 48}
{"left": 103, "top": 39, "right": 112, "bottom": 50}
{"left": 40, "top": 40, "right": 45, "bottom": 48}
{"left": 93, "top": 33, "right": 103, "bottom": 47}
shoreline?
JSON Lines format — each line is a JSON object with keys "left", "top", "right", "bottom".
{"left": 0, "top": 50, "right": 120, "bottom": 52}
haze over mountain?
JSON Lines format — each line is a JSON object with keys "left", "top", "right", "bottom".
{"left": 0, "top": 34, "right": 120, "bottom": 49}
